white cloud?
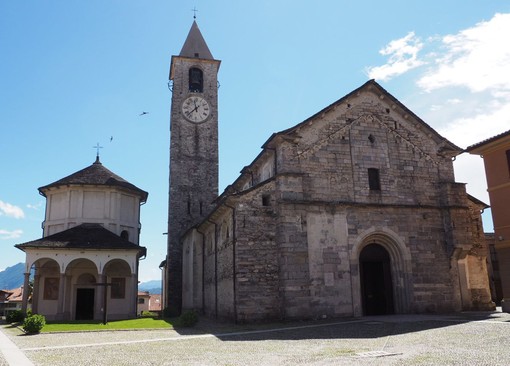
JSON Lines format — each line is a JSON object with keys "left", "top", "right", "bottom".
{"left": 366, "top": 32, "right": 425, "bottom": 81}
{"left": 365, "top": 13, "right": 510, "bottom": 231}
{"left": 446, "top": 98, "right": 461, "bottom": 105}
{"left": 418, "top": 13, "right": 510, "bottom": 93}
{"left": 0, "top": 200, "right": 25, "bottom": 219}
{"left": 439, "top": 101, "right": 510, "bottom": 148}
{"left": 0, "top": 229, "right": 23, "bottom": 240}
{"left": 26, "top": 201, "right": 43, "bottom": 211}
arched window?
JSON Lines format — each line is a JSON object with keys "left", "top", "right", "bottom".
{"left": 189, "top": 67, "right": 203, "bottom": 92}
{"left": 120, "top": 230, "right": 129, "bottom": 240}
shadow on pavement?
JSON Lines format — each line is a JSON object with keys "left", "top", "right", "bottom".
{"left": 173, "top": 309, "right": 510, "bottom": 341}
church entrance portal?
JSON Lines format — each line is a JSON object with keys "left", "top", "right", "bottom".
{"left": 360, "top": 244, "right": 394, "bottom": 315}
{"left": 75, "top": 288, "right": 95, "bottom": 320}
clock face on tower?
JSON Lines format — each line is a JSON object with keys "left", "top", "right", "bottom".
{"left": 181, "top": 96, "right": 211, "bottom": 123}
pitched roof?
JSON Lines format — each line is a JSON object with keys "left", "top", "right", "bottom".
{"left": 217, "top": 80, "right": 462, "bottom": 198}
{"left": 465, "top": 129, "right": 510, "bottom": 152}
{"left": 263, "top": 80, "right": 461, "bottom": 152}
{"left": 0, "top": 287, "right": 23, "bottom": 302}
{"left": 179, "top": 20, "right": 214, "bottom": 60}
{"left": 15, "top": 223, "right": 146, "bottom": 255}
{"left": 149, "top": 294, "right": 162, "bottom": 312}
{"left": 38, "top": 157, "right": 148, "bottom": 202}
{"left": 467, "top": 194, "right": 490, "bottom": 209}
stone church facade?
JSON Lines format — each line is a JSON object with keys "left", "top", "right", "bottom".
{"left": 168, "top": 21, "right": 495, "bottom": 322}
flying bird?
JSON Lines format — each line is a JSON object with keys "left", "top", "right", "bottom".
{"left": 139, "top": 111, "right": 149, "bottom": 116}
{"left": 110, "top": 136, "right": 113, "bottom": 142}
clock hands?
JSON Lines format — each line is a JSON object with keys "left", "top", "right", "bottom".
{"left": 185, "top": 99, "right": 202, "bottom": 120}
{"left": 182, "top": 96, "right": 209, "bottom": 122}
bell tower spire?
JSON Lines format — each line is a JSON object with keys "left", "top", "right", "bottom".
{"left": 166, "top": 20, "right": 221, "bottom": 315}
{"left": 179, "top": 21, "right": 214, "bottom": 60}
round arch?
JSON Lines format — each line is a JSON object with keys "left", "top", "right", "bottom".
{"left": 65, "top": 258, "right": 100, "bottom": 321}
{"left": 350, "top": 227, "right": 413, "bottom": 316}
{"left": 65, "top": 258, "right": 100, "bottom": 278}
{"left": 28, "top": 258, "right": 61, "bottom": 317}
{"left": 103, "top": 258, "right": 137, "bottom": 319}
{"left": 103, "top": 259, "right": 131, "bottom": 277}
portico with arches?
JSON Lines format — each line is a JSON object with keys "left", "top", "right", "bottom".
{"left": 16, "top": 156, "right": 147, "bottom": 321}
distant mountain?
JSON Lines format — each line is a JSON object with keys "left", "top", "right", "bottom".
{"left": 0, "top": 263, "right": 25, "bottom": 290}
{"left": 138, "top": 279, "right": 161, "bottom": 294}
{"left": 1, "top": 263, "right": 162, "bottom": 294}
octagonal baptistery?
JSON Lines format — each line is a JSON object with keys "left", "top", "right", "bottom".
{"left": 15, "top": 157, "right": 148, "bottom": 321}
{"left": 40, "top": 156, "right": 147, "bottom": 241}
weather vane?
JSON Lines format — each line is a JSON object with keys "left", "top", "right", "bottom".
{"left": 192, "top": 6, "right": 198, "bottom": 19}
{"left": 93, "top": 142, "right": 103, "bottom": 157}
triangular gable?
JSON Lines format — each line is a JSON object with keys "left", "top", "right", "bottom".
{"left": 263, "top": 80, "right": 461, "bottom": 153}
{"left": 224, "top": 80, "right": 461, "bottom": 195}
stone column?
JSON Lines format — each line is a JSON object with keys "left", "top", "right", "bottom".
{"left": 131, "top": 273, "right": 138, "bottom": 318}
{"left": 63, "top": 275, "right": 72, "bottom": 320}
{"left": 21, "top": 272, "right": 30, "bottom": 313}
{"left": 95, "top": 274, "right": 106, "bottom": 320}
{"left": 56, "top": 273, "right": 66, "bottom": 320}
{"left": 32, "top": 274, "right": 40, "bottom": 314}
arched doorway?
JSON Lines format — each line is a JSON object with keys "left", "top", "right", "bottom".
{"left": 360, "top": 243, "right": 394, "bottom": 315}
{"left": 75, "top": 273, "right": 97, "bottom": 320}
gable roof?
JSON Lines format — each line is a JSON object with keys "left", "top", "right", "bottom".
{"left": 149, "top": 294, "right": 162, "bottom": 312}
{"left": 192, "top": 80, "right": 466, "bottom": 235}
{"left": 179, "top": 20, "right": 214, "bottom": 60}
{"left": 465, "top": 129, "right": 510, "bottom": 153}
{"left": 15, "top": 223, "right": 146, "bottom": 256}
{"left": 0, "top": 287, "right": 23, "bottom": 303}
{"left": 467, "top": 194, "right": 490, "bottom": 209}
{"left": 38, "top": 157, "right": 148, "bottom": 202}
{"left": 263, "top": 80, "right": 461, "bottom": 152}
{"left": 2, "top": 287, "right": 23, "bottom": 302}
{"left": 221, "top": 80, "right": 461, "bottom": 196}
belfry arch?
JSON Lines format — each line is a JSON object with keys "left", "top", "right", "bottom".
{"left": 351, "top": 228, "right": 413, "bottom": 316}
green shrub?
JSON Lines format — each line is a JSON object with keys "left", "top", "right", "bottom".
{"left": 140, "top": 311, "right": 158, "bottom": 318}
{"left": 178, "top": 310, "right": 198, "bottom": 327}
{"left": 22, "top": 314, "right": 46, "bottom": 334}
{"left": 6, "top": 310, "right": 25, "bottom": 324}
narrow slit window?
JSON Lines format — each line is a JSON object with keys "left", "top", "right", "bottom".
{"left": 262, "top": 194, "right": 271, "bottom": 206}
{"left": 368, "top": 168, "right": 381, "bottom": 191}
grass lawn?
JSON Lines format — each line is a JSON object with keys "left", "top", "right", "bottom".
{"left": 42, "top": 317, "right": 177, "bottom": 332}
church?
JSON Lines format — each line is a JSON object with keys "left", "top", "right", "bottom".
{"left": 166, "top": 21, "right": 495, "bottom": 322}
{"left": 16, "top": 156, "right": 147, "bottom": 321}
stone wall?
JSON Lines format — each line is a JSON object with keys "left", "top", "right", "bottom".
{"left": 181, "top": 82, "right": 494, "bottom": 321}
{"left": 234, "top": 183, "right": 280, "bottom": 322}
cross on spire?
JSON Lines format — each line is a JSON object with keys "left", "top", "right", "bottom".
{"left": 192, "top": 6, "right": 198, "bottom": 19}
{"left": 93, "top": 142, "right": 103, "bottom": 157}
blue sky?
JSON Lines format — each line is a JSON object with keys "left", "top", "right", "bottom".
{"left": 1, "top": 1, "right": 509, "bottom": 282}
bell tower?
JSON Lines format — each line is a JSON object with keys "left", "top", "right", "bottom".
{"left": 166, "top": 20, "right": 221, "bottom": 314}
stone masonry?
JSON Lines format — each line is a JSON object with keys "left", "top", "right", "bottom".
{"left": 181, "top": 80, "right": 495, "bottom": 322}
